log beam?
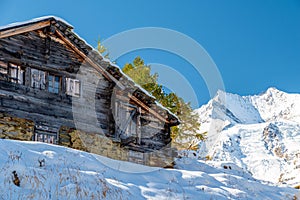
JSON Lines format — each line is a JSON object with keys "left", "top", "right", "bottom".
{"left": 116, "top": 93, "right": 168, "bottom": 123}
{"left": 0, "top": 21, "right": 51, "bottom": 39}
{"left": 129, "top": 94, "right": 168, "bottom": 123}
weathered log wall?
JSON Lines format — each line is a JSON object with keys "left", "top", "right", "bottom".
{"left": 0, "top": 29, "right": 114, "bottom": 138}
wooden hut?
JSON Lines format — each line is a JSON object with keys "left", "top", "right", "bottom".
{"left": 0, "top": 16, "right": 180, "bottom": 167}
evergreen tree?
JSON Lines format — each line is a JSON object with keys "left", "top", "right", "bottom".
{"left": 97, "top": 37, "right": 109, "bottom": 59}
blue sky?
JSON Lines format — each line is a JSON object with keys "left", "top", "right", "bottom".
{"left": 0, "top": 0, "right": 299, "bottom": 108}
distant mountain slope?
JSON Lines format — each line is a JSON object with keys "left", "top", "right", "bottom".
{"left": 195, "top": 87, "right": 300, "bottom": 187}
{"left": 0, "top": 139, "right": 298, "bottom": 199}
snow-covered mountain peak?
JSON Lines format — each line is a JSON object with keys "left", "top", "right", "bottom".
{"left": 197, "top": 87, "right": 300, "bottom": 129}
{"left": 195, "top": 87, "right": 300, "bottom": 186}
{"left": 196, "top": 89, "right": 264, "bottom": 131}
{"left": 248, "top": 88, "right": 300, "bottom": 123}
{"left": 264, "top": 87, "right": 285, "bottom": 95}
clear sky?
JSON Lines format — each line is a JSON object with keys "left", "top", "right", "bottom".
{"left": 0, "top": 0, "right": 299, "bottom": 108}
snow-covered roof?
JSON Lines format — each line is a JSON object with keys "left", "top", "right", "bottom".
{"left": 0, "top": 16, "right": 179, "bottom": 125}
{"left": 0, "top": 16, "right": 72, "bottom": 31}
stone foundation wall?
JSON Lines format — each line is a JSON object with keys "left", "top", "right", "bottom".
{"left": 0, "top": 113, "right": 34, "bottom": 140}
{"left": 59, "top": 126, "right": 177, "bottom": 167}
{"left": 0, "top": 114, "right": 176, "bottom": 168}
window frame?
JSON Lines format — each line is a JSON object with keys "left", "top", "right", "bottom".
{"left": 30, "top": 68, "right": 46, "bottom": 89}
{"left": 66, "top": 77, "right": 81, "bottom": 97}
{"left": 34, "top": 133, "right": 57, "bottom": 144}
{"left": 8, "top": 63, "right": 25, "bottom": 85}
{"left": 48, "top": 74, "right": 62, "bottom": 94}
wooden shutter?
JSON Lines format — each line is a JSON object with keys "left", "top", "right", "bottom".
{"left": 31, "top": 69, "right": 45, "bottom": 89}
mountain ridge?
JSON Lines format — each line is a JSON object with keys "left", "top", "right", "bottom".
{"left": 195, "top": 87, "right": 300, "bottom": 186}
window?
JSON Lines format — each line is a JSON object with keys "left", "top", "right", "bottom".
{"left": 9, "top": 63, "right": 24, "bottom": 84}
{"left": 125, "top": 110, "right": 137, "bottom": 137}
{"left": 48, "top": 74, "right": 61, "bottom": 94}
{"left": 37, "top": 134, "right": 43, "bottom": 142}
{"left": 31, "top": 68, "right": 46, "bottom": 89}
{"left": 34, "top": 133, "right": 56, "bottom": 144}
{"left": 116, "top": 103, "right": 137, "bottom": 139}
{"left": 66, "top": 77, "right": 80, "bottom": 97}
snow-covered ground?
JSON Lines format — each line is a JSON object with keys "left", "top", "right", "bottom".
{"left": 196, "top": 87, "right": 300, "bottom": 188}
{"left": 0, "top": 139, "right": 299, "bottom": 199}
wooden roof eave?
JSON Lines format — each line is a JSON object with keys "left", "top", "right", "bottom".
{"left": 0, "top": 20, "right": 51, "bottom": 39}
{"left": 115, "top": 91, "right": 179, "bottom": 126}
{"left": 129, "top": 94, "right": 169, "bottom": 123}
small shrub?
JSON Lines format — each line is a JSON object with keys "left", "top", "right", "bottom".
{"left": 38, "top": 159, "right": 45, "bottom": 167}
{"left": 9, "top": 151, "right": 22, "bottom": 162}
{"left": 12, "top": 171, "right": 20, "bottom": 187}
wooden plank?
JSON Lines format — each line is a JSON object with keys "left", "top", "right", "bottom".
{"left": 0, "top": 21, "right": 51, "bottom": 39}
{"left": 136, "top": 107, "right": 142, "bottom": 145}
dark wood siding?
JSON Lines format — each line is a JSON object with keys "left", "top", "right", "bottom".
{"left": 0, "top": 30, "right": 114, "bottom": 138}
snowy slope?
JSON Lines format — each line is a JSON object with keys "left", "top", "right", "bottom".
{"left": 195, "top": 87, "right": 300, "bottom": 187}
{"left": 0, "top": 139, "right": 299, "bottom": 199}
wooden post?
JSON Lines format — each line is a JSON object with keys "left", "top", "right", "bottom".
{"left": 136, "top": 107, "right": 142, "bottom": 145}
{"left": 115, "top": 101, "right": 119, "bottom": 139}
{"left": 24, "top": 67, "right": 30, "bottom": 87}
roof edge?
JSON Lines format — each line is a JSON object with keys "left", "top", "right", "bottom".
{"left": 0, "top": 16, "right": 73, "bottom": 32}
